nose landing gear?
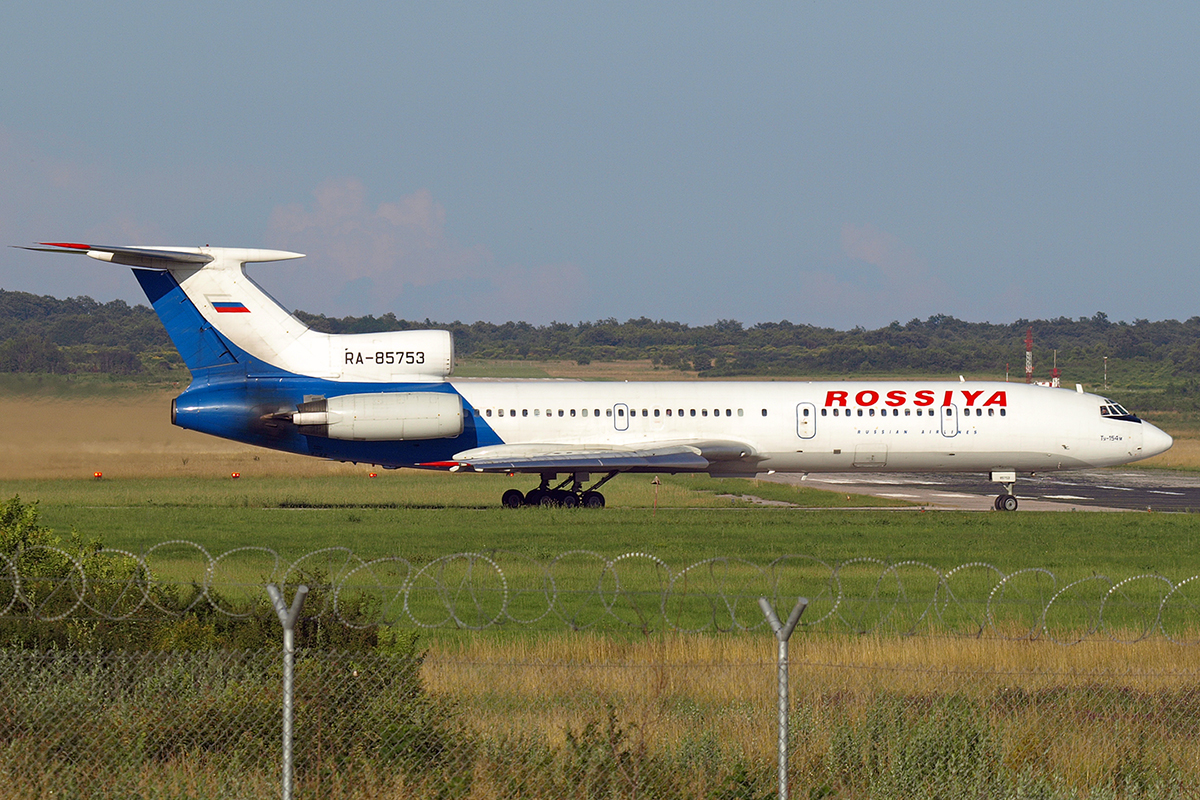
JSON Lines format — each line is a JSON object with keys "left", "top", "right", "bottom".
{"left": 990, "top": 470, "right": 1019, "bottom": 511}
{"left": 993, "top": 492, "right": 1019, "bottom": 511}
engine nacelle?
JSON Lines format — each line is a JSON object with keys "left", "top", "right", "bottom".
{"left": 293, "top": 391, "right": 464, "bottom": 441}
{"left": 334, "top": 329, "right": 455, "bottom": 380}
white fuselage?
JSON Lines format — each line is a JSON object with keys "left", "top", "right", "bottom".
{"left": 450, "top": 378, "right": 1167, "bottom": 475}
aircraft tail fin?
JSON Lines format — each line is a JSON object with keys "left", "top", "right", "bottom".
{"left": 22, "top": 243, "right": 312, "bottom": 377}
{"left": 22, "top": 242, "right": 455, "bottom": 382}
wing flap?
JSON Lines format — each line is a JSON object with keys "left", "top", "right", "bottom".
{"left": 449, "top": 439, "right": 758, "bottom": 473}
{"left": 450, "top": 443, "right": 709, "bottom": 472}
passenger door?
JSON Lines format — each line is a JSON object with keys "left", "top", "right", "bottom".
{"left": 796, "top": 402, "right": 816, "bottom": 439}
{"left": 940, "top": 404, "right": 959, "bottom": 438}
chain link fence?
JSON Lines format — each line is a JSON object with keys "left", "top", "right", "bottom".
{"left": 3, "top": 544, "right": 1200, "bottom": 798}
{"left": 3, "top": 646, "right": 1199, "bottom": 798}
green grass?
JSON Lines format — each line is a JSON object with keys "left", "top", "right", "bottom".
{"left": 452, "top": 360, "right": 552, "bottom": 378}
{"left": 0, "top": 373, "right": 181, "bottom": 397}
{"left": 6, "top": 473, "right": 1200, "bottom": 640}
{"left": 5, "top": 473, "right": 1198, "bottom": 576}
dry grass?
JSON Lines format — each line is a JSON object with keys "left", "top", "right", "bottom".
{"left": 0, "top": 394, "right": 360, "bottom": 480}
{"left": 425, "top": 632, "right": 1200, "bottom": 791}
{"left": 1140, "top": 436, "right": 1200, "bottom": 470}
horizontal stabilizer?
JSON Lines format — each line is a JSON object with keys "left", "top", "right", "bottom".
{"left": 18, "top": 243, "right": 303, "bottom": 269}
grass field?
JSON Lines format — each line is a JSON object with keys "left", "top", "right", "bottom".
{"left": 6, "top": 471, "right": 1200, "bottom": 645}
{"left": 8, "top": 479, "right": 1198, "bottom": 574}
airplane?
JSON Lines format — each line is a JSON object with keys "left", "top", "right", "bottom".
{"left": 22, "top": 243, "right": 1173, "bottom": 511}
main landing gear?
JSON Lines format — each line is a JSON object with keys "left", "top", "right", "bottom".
{"left": 501, "top": 471, "right": 618, "bottom": 509}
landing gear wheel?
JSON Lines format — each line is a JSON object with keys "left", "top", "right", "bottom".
{"left": 996, "top": 494, "right": 1018, "bottom": 512}
{"left": 559, "top": 492, "right": 579, "bottom": 509}
{"left": 539, "top": 493, "right": 557, "bottom": 508}
{"left": 501, "top": 489, "right": 525, "bottom": 509}
{"left": 581, "top": 491, "right": 605, "bottom": 509}
{"left": 524, "top": 488, "right": 545, "bottom": 506}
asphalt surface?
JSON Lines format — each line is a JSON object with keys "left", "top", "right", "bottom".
{"left": 761, "top": 469, "right": 1200, "bottom": 512}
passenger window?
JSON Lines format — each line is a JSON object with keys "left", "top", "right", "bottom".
{"left": 679, "top": 409, "right": 685, "bottom": 417}
{"left": 522, "top": 409, "right": 528, "bottom": 417}
{"left": 618, "top": 408, "right": 624, "bottom": 417}
{"left": 582, "top": 408, "right": 588, "bottom": 417}
{"left": 821, "top": 409, "right": 827, "bottom": 416}
{"left": 988, "top": 408, "right": 994, "bottom": 417}
{"left": 486, "top": 409, "right": 493, "bottom": 417}
{"left": 869, "top": 409, "right": 875, "bottom": 417}
{"left": 558, "top": 409, "right": 564, "bottom": 417}
{"left": 691, "top": 409, "right": 697, "bottom": 417}
{"left": 738, "top": 409, "right": 744, "bottom": 416}
{"left": 570, "top": 409, "right": 576, "bottom": 417}
{"left": 666, "top": 409, "right": 673, "bottom": 416}
{"left": 761, "top": 409, "right": 768, "bottom": 417}
{"left": 606, "top": 409, "right": 612, "bottom": 417}
{"left": 1001, "top": 409, "right": 1006, "bottom": 416}
{"left": 498, "top": 409, "right": 504, "bottom": 417}
{"left": 642, "top": 409, "right": 648, "bottom": 417}
{"left": 803, "top": 408, "right": 810, "bottom": 417}
{"left": 534, "top": 409, "right": 540, "bottom": 416}
{"left": 702, "top": 409, "right": 708, "bottom": 417}
{"left": 510, "top": 409, "right": 516, "bottom": 417}
{"left": 594, "top": 409, "right": 600, "bottom": 417}
{"left": 726, "top": 409, "right": 732, "bottom": 416}
{"left": 654, "top": 409, "right": 660, "bottom": 417}
{"left": 857, "top": 409, "right": 863, "bottom": 417}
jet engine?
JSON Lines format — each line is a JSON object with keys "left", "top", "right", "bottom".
{"left": 292, "top": 391, "right": 464, "bottom": 440}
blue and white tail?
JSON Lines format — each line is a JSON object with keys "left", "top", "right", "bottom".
{"left": 24, "top": 243, "right": 454, "bottom": 382}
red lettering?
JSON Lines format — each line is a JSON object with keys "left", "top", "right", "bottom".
{"left": 825, "top": 390, "right": 848, "bottom": 407}
{"left": 943, "top": 390, "right": 954, "bottom": 407}
{"left": 983, "top": 391, "right": 1007, "bottom": 407}
{"left": 856, "top": 390, "right": 879, "bottom": 406}
{"left": 914, "top": 390, "right": 934, "bottom": 406}
{"left": 885, "top": 390, "right": 906, "bottom": 407}
{"left": 961, "top": 389, "right": 983, "bottom": 407}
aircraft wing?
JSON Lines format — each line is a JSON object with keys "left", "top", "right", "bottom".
{"left": 445, "top": 439, "right": 759, "bottom": 473}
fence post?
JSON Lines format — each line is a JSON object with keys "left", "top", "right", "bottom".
{"left": 758, "top": 596, "right": 808, "bottom": 800}
{"left": 267, "top": 583, "right": 309, "bottom": 800}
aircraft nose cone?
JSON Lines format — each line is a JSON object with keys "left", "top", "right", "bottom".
{"left": 1142, "top": 422, "right": 1173, "bottom": 458}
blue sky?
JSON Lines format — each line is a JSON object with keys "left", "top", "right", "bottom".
{"left": 2, "top": 2, "right": 1197, "bottom": 328}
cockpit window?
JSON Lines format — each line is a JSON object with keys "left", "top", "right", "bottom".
{"left": 1100, "top": 401, "right": 1138, "bottom": 421}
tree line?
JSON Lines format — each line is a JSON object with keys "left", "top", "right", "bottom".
{"left": 3, "top": 287, "right": 1199, "bottom": 393}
